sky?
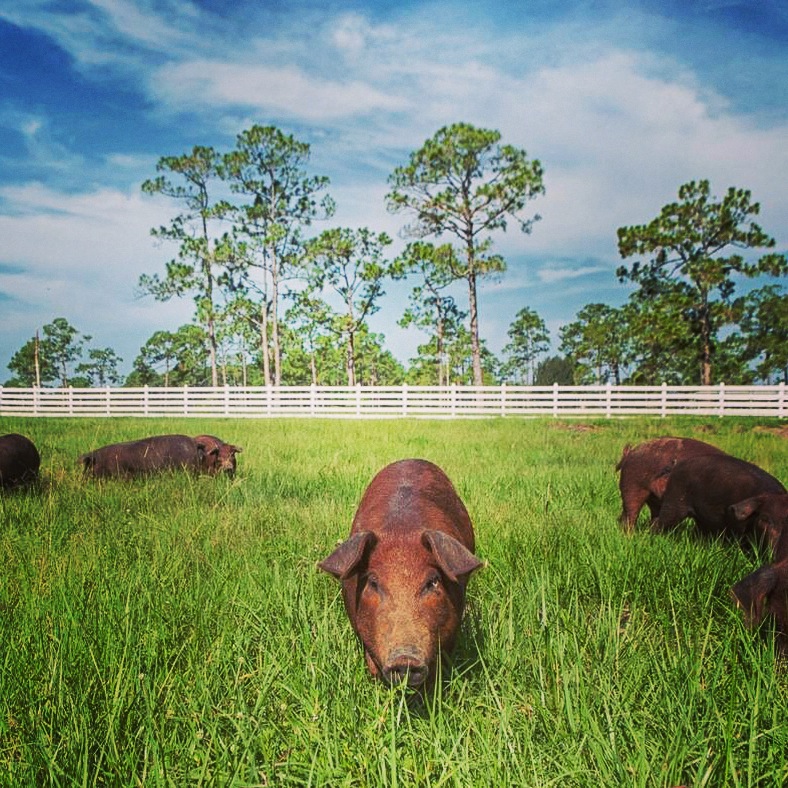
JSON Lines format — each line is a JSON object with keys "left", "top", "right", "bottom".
{"left": 0, "top": 0, "right": 787, "bottom": 381}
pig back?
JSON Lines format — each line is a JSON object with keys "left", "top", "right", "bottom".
{"left": 82, "top": 434, "right": 201, "bottom": 477}
{"left": 351, "top": 458, "right": 474, "bottom": 551}
{"left": 664, "top": 454, "right": 786, "bottom": 538}
{"left": 0, "top": 433, "right": 40, "bottom": 487}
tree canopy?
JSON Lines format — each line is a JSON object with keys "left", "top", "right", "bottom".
{"left": 387, "top": 122, "right": 544, "bottom": 385}
{"left": 617, "top": 180, "right": 787, "bottom": 385}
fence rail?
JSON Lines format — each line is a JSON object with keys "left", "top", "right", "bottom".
{"left": 0, "top": 383, "right": 786, "bottom": 419}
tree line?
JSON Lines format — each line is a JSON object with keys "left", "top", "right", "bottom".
{"left": 5, "top": 123, "right": 787, "bottom": 388}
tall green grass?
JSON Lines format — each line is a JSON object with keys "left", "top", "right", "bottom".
{"left": 1, "top": 416, "right": 786, "bottom": 786}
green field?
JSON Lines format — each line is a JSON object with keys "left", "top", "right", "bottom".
{"left": 1, "top": 416, "right": 787, "bottom": 786}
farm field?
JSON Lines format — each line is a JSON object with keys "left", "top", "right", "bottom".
{"left": 1, "top": 416, "right": 787, "bottom": 786}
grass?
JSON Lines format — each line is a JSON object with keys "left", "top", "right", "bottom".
{"left": 0, "top": 415, "right": 787, "bottom": 786}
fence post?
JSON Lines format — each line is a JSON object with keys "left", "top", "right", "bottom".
{"left": 310, "top": 383, "right": 316, "bottom": 417}
{"left": 779, "top": 381, "right": 786, "bottom": 419}
{"left": 183, "top": 385, "right": 188, "bottom": 415}
{"left": 552, "top": 382, "right": 559, "bottom": 418}
{"left": 451, "top": 383, "right": 457, "bottom": 417}
{"left": 501, "top": 382, "right": 506, "bottom": 416}
{"left": 34, "top": 386, "right": 39, "bottom": 416}
{"left": 68, "top": 386, "right": 74, "bottom": 416}
{"left": 660, "top": 381, "right": 667, "bottom": 418}
{"left": 106, "top": 386, "right": 111, "bottom": 416}
{"left": 356, "top": 382, "right": 362, "bottom": 417}
{"left": 402, "top": 383, "right": 408, "bottom": 417}
{"left": 605, "top": 382, "right": 612, "bottom": 418}
{"left": 224, "top": 385, "right": 230, "bottom": 417}
{"left": 719, "top": 382, "right": 725, "bottom": 418}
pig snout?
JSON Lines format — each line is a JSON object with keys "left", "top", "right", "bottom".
{"left": 382, "top": 646, "right": 429, "bottom": 688}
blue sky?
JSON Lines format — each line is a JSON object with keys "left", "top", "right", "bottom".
{"left": 1, "top": 0, "right": 786, "bottom": 379}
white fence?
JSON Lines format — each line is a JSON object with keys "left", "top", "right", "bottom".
{"left": 0, "top": 383, "right": 785, "bottom": 418}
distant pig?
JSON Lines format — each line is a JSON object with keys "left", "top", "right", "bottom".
{"left": 193, "top": 435, "right": 242, "bottom": 476}
{"left": 616, "top": 436, "right": 725, "bottom": 531}
{"left": 731, "top": 494, "right": 788, "bottom": 656}
{"left": 80, "top": 434, "right": 203, "bottom": 478}
{"left": 654, "top": 454, "right": 786, "bottom": 546}
{"left": 0, "top": 433, "right": 40, "bottom": 488}
{"left": 319, "top": 459, "right": 483, "bottom": 689}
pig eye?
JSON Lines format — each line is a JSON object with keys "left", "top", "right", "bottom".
{"left": 364, "top": 574, "right": 380, "bottom": 594}
{"left": 423, "top": 574, "right": 441, "bottom": 594}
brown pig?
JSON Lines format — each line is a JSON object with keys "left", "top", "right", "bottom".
{"left": 654, "top": 454, "right": 786, "bottom": 546}
{"left": 193, "top": 435, "right": 242, "bottom": 476}
{"left": 0, "top": 433, "right": 40, "bottom": 488}
{"left": 731, "top": 494, "right": 788, "bottom": 657}
{"left": 616, "top": 436, "right": 725, "bottom": 531}
{"left": 80, "top": 434, "right": 203, "bottom": 478}
{"left": 319, "top": 459, "right": 483, "bottom": 689}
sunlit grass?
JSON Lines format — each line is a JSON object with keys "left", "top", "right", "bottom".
{"left": 0, "top": 415, "right": 786, "bottom": 785}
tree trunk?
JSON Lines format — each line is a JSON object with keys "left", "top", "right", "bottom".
{"left": 467, "top": 269, "right": 482, "bottom": 386}
{"left": 207, "top": 319, "right": 218, "bottom": 386}
{"left": 260, "top": 302, "right": 271, "bottom": 386}
{"left": 347, "top": 331, "right": 356, "bottom": 386}
{"left": 271, "top": 249, "right": 281, "bottom": 386}
{"left": 436, "top": 315, "right": 445, "bottom": 387}
{"left": 202, "top": 246, "right": 219, "bottom": 387}
{"left": 34, "top": 331, "right": 41, "bottom": 388}
{"left": 700, "top": 299, "right": 712, "bottom": 386}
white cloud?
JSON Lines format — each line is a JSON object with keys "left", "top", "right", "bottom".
{"left": 537, "top": 265, "right": 610, "bottom": 285}
{"left": 151, "top": 60, "right": 409, "bottom": 121}
{"left": 0, "top": 183, "right": 191, "bottom": 367}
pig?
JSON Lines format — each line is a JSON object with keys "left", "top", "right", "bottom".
{"left": 731, "top": 494, "right": 788, "bottom": 657}
{"left": 80, "top": 434, "right": 203, "bottom": 478}
{"left": 654, "top": 454, "right": 786, "bottom": 546}
{"left": 616, "top": 436, "right": 725, "bottom": 531}
{"left": 193, "top": 434, "right": 242, "bottom": 476}
{"left": 319, "top": 459, "right": 483, "bottom": 689}
{"left": 0, "top": 433, "right": 40, "bottom": 488}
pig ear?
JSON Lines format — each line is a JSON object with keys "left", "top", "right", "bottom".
{"left": 194, "top": 438, "right": 217, "bottom": 457}
{"left": 230, "top": 445, "right": 242, "bottom": 454}
{"left": 730, "top": 496, "right": 762, "bottom": 522}
{"left": 731, "top": 566, "right": 779, "bottom": 627}
{"left": 422, "top": 530, "right": 483, "bottom": 583}
{"left": 319, "top": 531, "right": 375, "bottom": 580}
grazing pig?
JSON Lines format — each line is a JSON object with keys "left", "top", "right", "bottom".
{"left": 654, "top": 454, "right": 786, "bottom": 546}
{"left": 0, "top": 433, "right": 40, "bottom": 488}
{"left": 616, "top": 436, "right": 725, "bottom": 531}
{"left": 731, "top": 494, "right": 788, "bottom": 656}
{"left": 80, "top": 434, "right": 202, "bottom": 478}
{"left": 319, "top": 459, "right": 483, "bottom": 689}
{"left": 193, "top": 435, "right": 242, "bottom": 476}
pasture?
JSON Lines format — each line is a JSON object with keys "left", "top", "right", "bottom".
{"left": 1, "top": 416, "right": 787, "bottom": 786}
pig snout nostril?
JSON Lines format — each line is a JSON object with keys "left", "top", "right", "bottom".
{"left": 383, "top": 649, "right": 428, "bottom": 688}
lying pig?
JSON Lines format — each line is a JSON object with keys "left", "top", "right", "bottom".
{"left": 731, "top": 494, "right": 788, "bottom": 656}
{"left": 80, "top": 434, "right": 203, "bottom": 478}
{"left": 194, "top": 434, "right": 242, "bottom": 476}
{"left": 616, "top": 436, "right": 725, "bottom": 531}
{"left": 319, "top": 459, "right": 483, "bottom": 689}
{"left": 654, "top": 454, "right": 786, "bottom": 546}
{"left": 0, "top": 433, "right": 40, "bottom": 488}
